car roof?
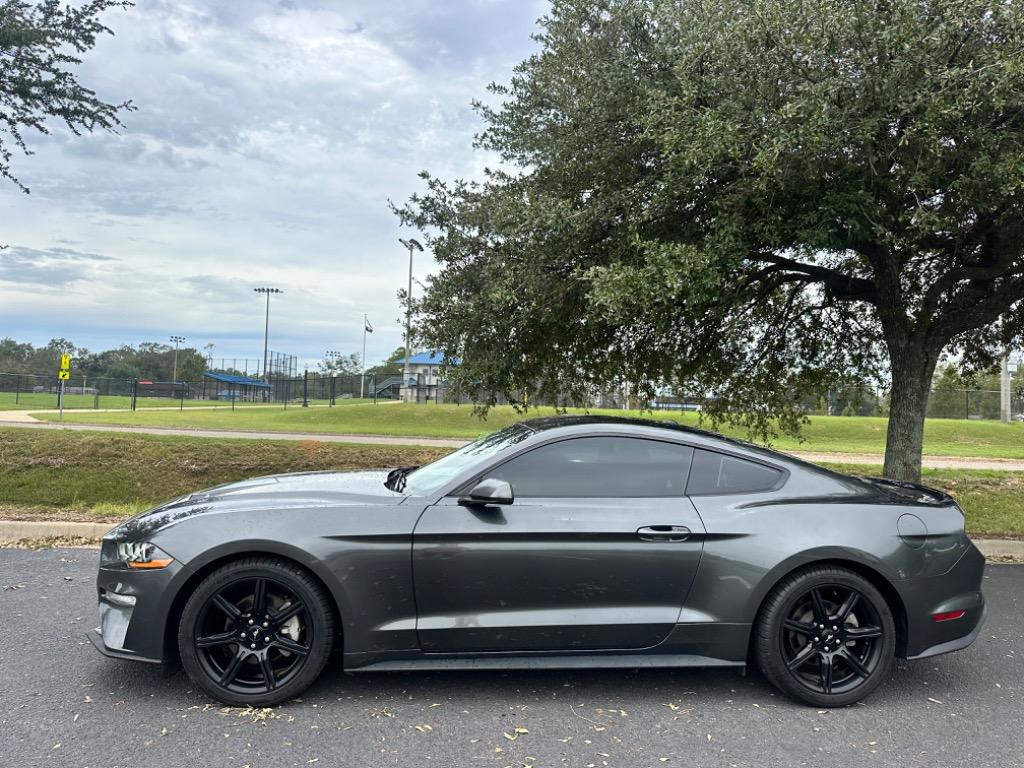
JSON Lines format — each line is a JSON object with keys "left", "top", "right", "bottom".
{"left": 518, "top": 414, "right": 745, "bottom": 444}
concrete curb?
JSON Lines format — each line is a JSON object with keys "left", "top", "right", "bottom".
{"left": 0, "top": 520, "right": 113, "bottom": 543}
{"left": 1, "top": 520, "right": 1022, "bottom": 560}
{"left": 972, "top": 538, "right": 1024, "bottom": 560}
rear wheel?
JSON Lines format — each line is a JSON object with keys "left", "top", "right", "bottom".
{"left": 178, "top": 557, "right": 335, "bottom": 706}
{"left": 755, "top": 566, "right": 895, "bottom": 707}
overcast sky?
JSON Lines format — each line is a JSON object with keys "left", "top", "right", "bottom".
{"left": 0, "top": 0, "right": 544, "bottom": 370}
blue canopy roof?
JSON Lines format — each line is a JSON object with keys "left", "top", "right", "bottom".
{"left": 203, "top": 372, "right": 271, "bottom": 388}
{"left": 407, "top": 351, "right": 460, "bottom": 366}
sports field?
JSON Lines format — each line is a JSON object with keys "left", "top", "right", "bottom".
{"left": 30, "top": 402, "right": 1024, "bottom": 459}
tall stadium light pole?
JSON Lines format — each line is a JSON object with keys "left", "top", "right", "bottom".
{"left": 399, "top": 238, "right": 423, "bottom": 402}
{"left": 170, "top": 335, "right": 185, "bottom": 382}
{"left": 254, "top": 287, "right": 283, "bottom": 382}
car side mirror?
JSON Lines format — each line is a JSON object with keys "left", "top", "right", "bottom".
{"left": 459, "top": 478, "right": 514, "bottom": 507}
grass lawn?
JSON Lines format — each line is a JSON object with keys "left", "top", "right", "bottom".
{"left": 0, "top": 428, "right": 1020, "bottom": 536}
{"left": 30, "top": 402, "right": 1024, "bottom": 459}
{"left": 0, "top": 392, "right": 377, "bottom": 411}
{"left": 0, "top": 428, "right": 447, "bottom": 520}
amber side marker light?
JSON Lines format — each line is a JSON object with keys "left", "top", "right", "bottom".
{"left": 128, "top": 559, "right": 173, "bottom": 569}
{"left": 932, "top": 610, "right": 966, "bottom": 622}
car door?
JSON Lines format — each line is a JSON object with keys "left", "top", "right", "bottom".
{"left": 411, "top": 436, "right": 706, "bottom": 653}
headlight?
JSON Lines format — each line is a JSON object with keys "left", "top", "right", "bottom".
{"left": 101, "top": 540, "right": 174, "bottom": 569}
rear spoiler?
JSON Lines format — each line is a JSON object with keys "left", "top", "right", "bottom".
{"left": 859, "top": 476, "right": 956, "bottom": 506}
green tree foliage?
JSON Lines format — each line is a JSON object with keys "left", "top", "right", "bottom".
{"left": 365, "top": 346, "right": 409, "bottom": 376}
{"left": 0, "top": 0, "right": 133, "bottom": 191}
{"left": 0, "top": 337, "right": 207, "bottom": 381}
{"left": 318, "top": 352, "right": 361, "bottom": 377}
{"left": 397, "top": 0, "right": 1024, "bottom": 481}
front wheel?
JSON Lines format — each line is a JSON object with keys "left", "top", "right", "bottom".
{"left": 178, "top": 557, "right": 335, "bottom": 707}
{"left": 755, "top": 566, "right": 895, "bottom": 707}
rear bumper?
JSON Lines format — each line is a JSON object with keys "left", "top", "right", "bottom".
{"left": 900, "top": 542, "right": 986, "bottom": 659}
{"left": 908, "top": 603, "right": 986, "bottom": 660}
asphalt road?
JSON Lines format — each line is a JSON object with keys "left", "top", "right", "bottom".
{"left": 1, "top": 550, "right": 1020, "bottom": 768}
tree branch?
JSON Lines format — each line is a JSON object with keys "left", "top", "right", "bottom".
{"left": 747, "top": 254, "right": 878, "bottom": 304}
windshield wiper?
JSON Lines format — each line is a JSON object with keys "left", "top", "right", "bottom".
{"left": 384, "top": 466, "right": 419, "bottom": 492}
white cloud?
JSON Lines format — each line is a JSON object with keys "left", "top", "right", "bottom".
{"left": 0, "top": 0, "right": 546, "bottom": 367}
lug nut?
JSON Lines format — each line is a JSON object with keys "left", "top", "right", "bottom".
{"left": 248, "top": 619, "right": 254, "bottom": 625}
{"left": 250, "top": 644, "right": 256, "bottom": 649}
{"left": 262, "top": 622, "right": 268, "bottom": 627}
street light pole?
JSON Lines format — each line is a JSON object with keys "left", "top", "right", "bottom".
{"left": 398, "top": 238, "right": 423, "bottom": 403}
{"left": 170, "top": 335, "right": 185, "bottom": 382}
{"left": 254, "top": 287, "right": 283, "bottom": 382}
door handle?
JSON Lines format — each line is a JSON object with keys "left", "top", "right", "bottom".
{"left": 637, "top": 525, "right": 691, "bottom": 542}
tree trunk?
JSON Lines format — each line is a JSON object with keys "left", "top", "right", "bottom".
{"left": 883, "top": 347, "right": 938, "bottom": 483}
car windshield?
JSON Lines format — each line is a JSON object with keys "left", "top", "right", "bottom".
{"left": 401, "top": 423, "right": 535, "bottom": 496}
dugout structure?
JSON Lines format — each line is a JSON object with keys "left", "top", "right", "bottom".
{"left": 201, "top": 372, "right": 272, "bottom": 402}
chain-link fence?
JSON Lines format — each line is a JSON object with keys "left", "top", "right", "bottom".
{"left": 1, "top": 369, "right": 1022, "bottom": 419}
{"left": 800, "top": 386, "right": 1024, "bottom": 420}
{"left": 0, "top": 370, "right": 399, "bottom": 410}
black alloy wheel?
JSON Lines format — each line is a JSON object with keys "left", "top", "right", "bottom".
{"left": 756, "top": 566, "right": 896, "bottom": 706}
{"left": 179, "top": 557, "right": 335, "bottom": 706}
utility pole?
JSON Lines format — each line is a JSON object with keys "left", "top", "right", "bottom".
{"left": 170, "top": 335, "right": 185, "bottom": 382}
{"left": 254, "top": 287, "right": 282, "bottom": 382}
{"left": 1001, "top": 352, "right": 1011, "bottom": 423}
{"left": 399, "top": 238, "right": 423, "bottom": 403}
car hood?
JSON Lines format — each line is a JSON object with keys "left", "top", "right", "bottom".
{"left": 109, "top": 470, "right": 405, "bottom": 540}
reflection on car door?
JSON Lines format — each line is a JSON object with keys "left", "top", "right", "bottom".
{"left": 412, "top": 437, "right": 706, "bottom": 653}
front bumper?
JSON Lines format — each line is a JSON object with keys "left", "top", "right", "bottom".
{"left": 88, "top": 555, "right": 184, "bottom": 664}
{"left": 86, "top": 627, "right": 161, "bottom": 664}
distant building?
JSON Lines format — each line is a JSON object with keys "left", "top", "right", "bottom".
{"left": 401, "top": 351, "right": 460, "bottom": 402}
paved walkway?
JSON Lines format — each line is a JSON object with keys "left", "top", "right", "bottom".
{"left": 0, "top": 416, "right": 469, "bottom": 448}
{"left": 2, "top": 414, "right": 1023, "bottom": 468}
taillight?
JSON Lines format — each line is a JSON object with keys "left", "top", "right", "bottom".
{"left": 932, "top": 610, "right": 966, "bottom": 622}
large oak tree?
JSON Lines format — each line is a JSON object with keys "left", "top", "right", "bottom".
{"left": 398, "top": 0, "right": 1024, "bottom": 482}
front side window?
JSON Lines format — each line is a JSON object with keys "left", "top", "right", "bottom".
{"left": 487, "top": 437, "right": 694, "bottom": 498}
{"left": 685, "top": 449, "right": 783, "bottom": 495}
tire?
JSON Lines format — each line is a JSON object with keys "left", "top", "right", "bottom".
{"left": 755, "top": 566, "right": 895, "bottom": 707}
{"left": 178, "top": 557, "right": 335, "bottom": 707}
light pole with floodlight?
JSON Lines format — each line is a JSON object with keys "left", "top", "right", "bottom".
{"left": 170, "top": 335, "right": 185, "bottom": 382}
{"left": 254, "top": 287, "right": 283, "bottom": 382}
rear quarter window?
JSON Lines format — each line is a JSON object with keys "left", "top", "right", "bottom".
{"left": 686, "top": 449, "right": 784, "bottom": 495}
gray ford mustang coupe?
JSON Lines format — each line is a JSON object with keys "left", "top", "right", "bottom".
{"left": 90, "top": 416, "right": 985, "bottom": 707}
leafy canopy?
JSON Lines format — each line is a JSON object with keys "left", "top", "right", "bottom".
{"left": 398, "top": 0, "right": 1024, "bottom": 477}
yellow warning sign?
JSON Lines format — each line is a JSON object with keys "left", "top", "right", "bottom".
{"left": 60, "top": 353, "right": 71, "bottom": 371}
{"left": 58, "top": 370, "right": 70, "bottom": 380}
